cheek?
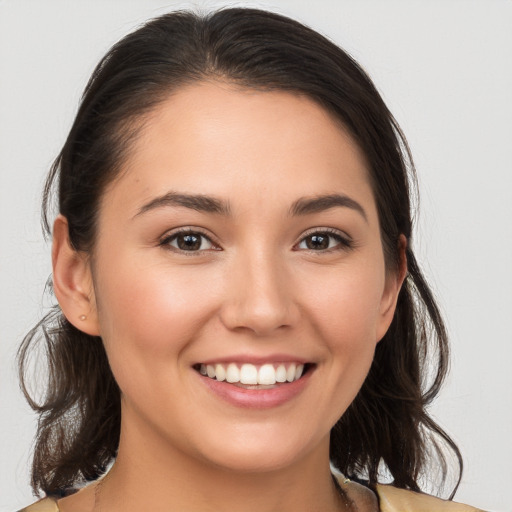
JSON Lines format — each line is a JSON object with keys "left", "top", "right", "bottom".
{"left": 93, "top": 257, "right": 220, "bottom": 377}
{"left": 302, "top": 261, "right": 386, "bottom": 347}
{"left": 298, "top": 261, "right": 385, "bottom": 412}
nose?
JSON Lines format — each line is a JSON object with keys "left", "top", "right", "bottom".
{"left": 219, "top": 249, "right": 299, "bottom": 336}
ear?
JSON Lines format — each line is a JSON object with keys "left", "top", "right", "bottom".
{"left": 376, "top": 234, "right": 407, "bottom": 342}
{"left": 52, "top": 215, "right": 100, "bottom": 336}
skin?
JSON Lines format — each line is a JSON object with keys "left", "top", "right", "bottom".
{"left": 53, "top": 81, "right": 405, "bottom": 512}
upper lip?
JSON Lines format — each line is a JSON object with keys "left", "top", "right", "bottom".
{"left": 195, "top": 354, "right": 311, "bottom": 366}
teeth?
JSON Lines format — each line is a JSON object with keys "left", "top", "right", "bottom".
{"left": 258, "top": 364, "right": 276, "bottom": 385}
{"left": 240, "top": 364, "right": 258, "bottom": 384}
{"left": 198, "top": 362, "right": 307, "bottom": 385}
{"left": 226, "top": 363, "right": 240, "bottom": 383}
{"left": 286, "top": 363, "right": 297, "bottom": 382}
{"left": 275, "top": 365, "right": 287, "bottom": 383}
{"left": 215, "top": 364, "right": 226, "bottom": 382}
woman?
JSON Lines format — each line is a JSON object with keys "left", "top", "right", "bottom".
{"left": 17, "top": 8, "right": 484, "bottom": 512}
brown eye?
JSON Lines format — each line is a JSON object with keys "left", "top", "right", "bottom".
{"left": 164, "top": 231, "right": 214, "bottom": 252}
{"left": 304, "top": 233, "right": 330, "bottom": 250}
{"left": 297, "top": 231, "right": 352, "bottom": 251}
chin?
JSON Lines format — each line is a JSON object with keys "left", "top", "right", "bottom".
{"left": 204, "top": 448, "right": 302, "bottom": 474}
{"left": 192, "top": 427, "right": 324, "bottom": 474}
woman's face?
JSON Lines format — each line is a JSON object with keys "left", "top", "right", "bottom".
{"left": 86, "top": 82, "right": 401, "bottom": 472}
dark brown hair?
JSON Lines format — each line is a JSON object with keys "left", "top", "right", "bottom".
{"left": 18, "top": 7, "right": 462, "bottom": 498}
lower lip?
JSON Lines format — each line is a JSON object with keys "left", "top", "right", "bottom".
{"left": 197, "top": 369, "right": 313, "bottom": 409}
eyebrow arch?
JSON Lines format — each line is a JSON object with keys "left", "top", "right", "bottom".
{"left": 289, "top": 194, "right": 368, "bottom": 222}
{"left": 135, "top": 191, "right": 231, "bottom": 217}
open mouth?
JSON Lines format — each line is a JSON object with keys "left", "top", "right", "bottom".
{"left": 193, "top": 362, "right": 314, "bottom": 388}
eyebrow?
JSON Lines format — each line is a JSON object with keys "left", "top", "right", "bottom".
{"left": 135, "top": 191, "right": 231, "bottom": 217}
{"left": 135, "top": 191, "right": 367, "bottom": 222}
{"left": 289, "top": 194, "right": 368, "bottom": 222}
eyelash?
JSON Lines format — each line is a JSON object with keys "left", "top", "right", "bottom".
{"left": 159, "top": 227, "right": 353, "bottom": 254}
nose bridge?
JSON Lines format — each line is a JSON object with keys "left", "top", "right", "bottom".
{"left": 220, "top": 244, "right": 297, "bottom": 335}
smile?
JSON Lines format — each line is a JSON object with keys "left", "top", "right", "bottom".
{"left": 193, "top": 359, "right": 315, "bottom": 408}
{"left": 196, "top": 362, "right": 307, "bottom": 386}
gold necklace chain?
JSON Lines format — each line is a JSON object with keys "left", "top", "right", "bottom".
{"left": 92, "top": 471, "right": 110, "bottom": 512}
{"left": 93, "top": 478, "right": 102, "bottom": 512}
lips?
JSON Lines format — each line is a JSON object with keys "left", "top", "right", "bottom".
{"left": 193, "top": 356, "right": 314, "bottom": 408}
{"left": 197, "top": 362, "right": 306, "bottom": 386}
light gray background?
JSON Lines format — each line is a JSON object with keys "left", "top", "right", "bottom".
{"left": 1, "top": 1, "right": 511, "bottom": 510}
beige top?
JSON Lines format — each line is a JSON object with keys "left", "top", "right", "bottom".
{"left": 18, "top": 483, "right": 485, "bottom": 512}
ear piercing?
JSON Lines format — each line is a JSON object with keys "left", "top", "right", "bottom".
{"left": 79, "top": 314, "right": 87, "bottom": 321}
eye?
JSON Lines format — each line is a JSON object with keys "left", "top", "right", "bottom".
{"left": 296, "top": 230, "right": 352, "bottom": 251}
{"left": 160, "top": 230, "right": 216, "bottom": 252}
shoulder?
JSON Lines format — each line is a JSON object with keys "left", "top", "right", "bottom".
{"left": 17, "top": 497, "right": 59, "bottom": 512}
{"left": 376, "top": 484, "right": 486, "bottom": 512}
{"left": 17, "top": 483, "right": 486, "bottom": 512}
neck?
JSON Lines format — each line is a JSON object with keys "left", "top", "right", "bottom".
{"left": 98, "top": 417, "right": 346, "bottom": 512}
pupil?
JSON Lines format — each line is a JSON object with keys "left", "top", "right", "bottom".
{"left": 308, "top": 234, "right": 328, "bottom": 250}
{"left": 178, "top": 234, "right": 201, "bottom": 250}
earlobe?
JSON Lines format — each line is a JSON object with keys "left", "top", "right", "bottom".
{"left": 52, "top": 215, "right": 100, "bottom": 336}
{"left": 376, "top": 235, "right": 408, "bottom": 342}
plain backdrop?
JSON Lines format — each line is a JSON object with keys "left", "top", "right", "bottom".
{"left": 1, "top": 1, "right": 511, "bottom": 511}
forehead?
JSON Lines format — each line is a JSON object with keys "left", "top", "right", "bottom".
{"left": 104, "top": 81, "right": 376, "bottom": 219}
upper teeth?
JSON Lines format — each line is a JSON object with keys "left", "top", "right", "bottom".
{"left": 199, "top": 363, "right": 305, "bottom": 385}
